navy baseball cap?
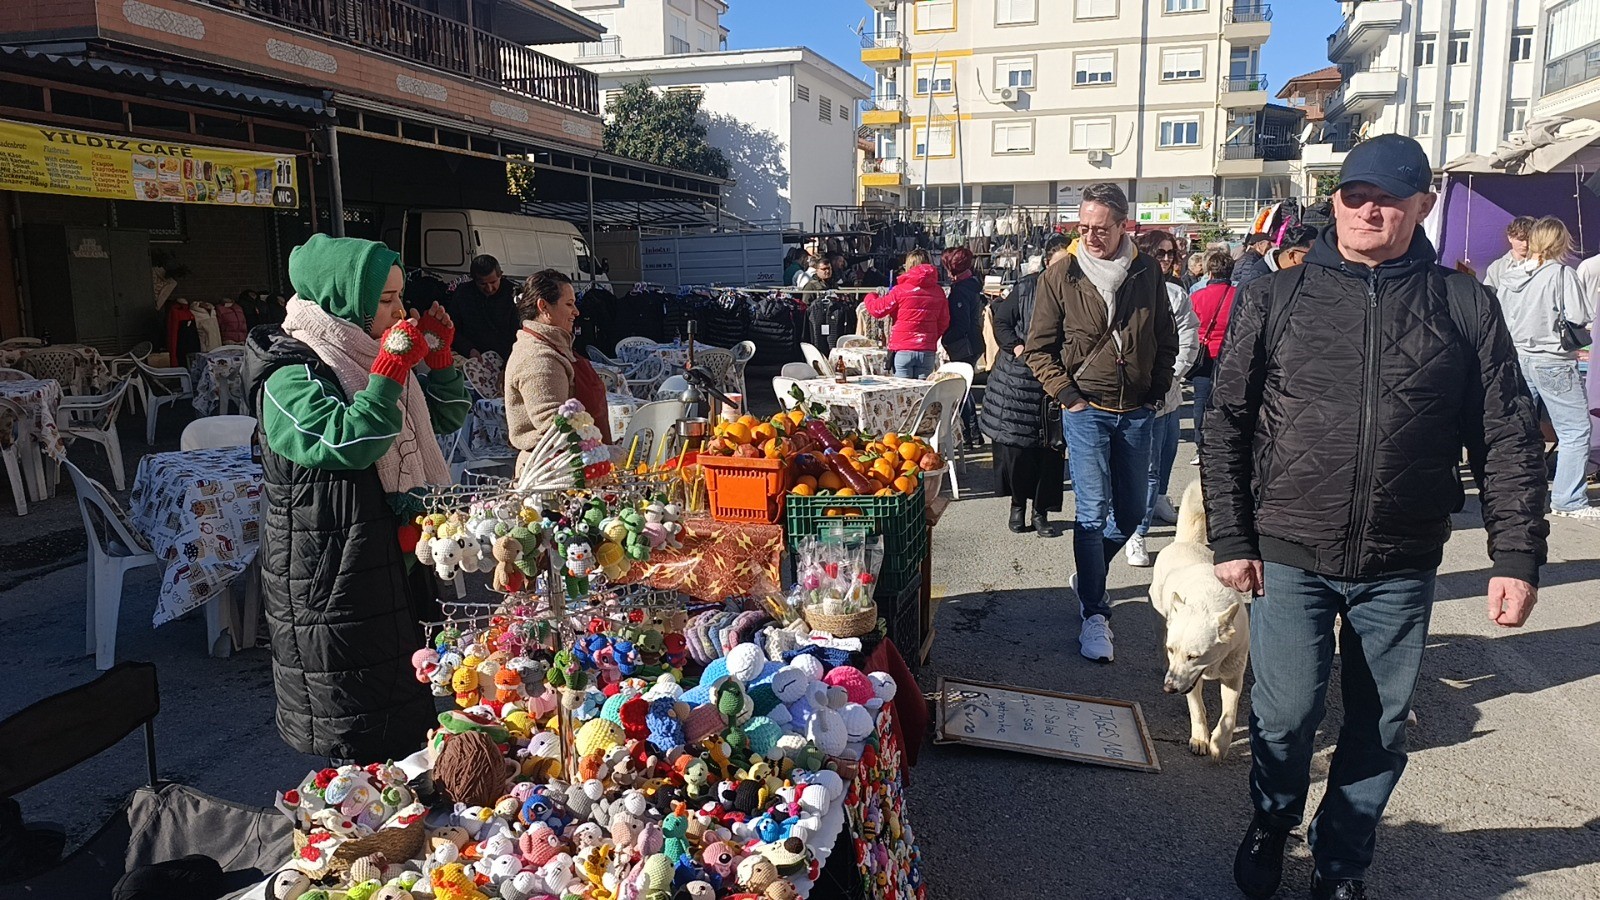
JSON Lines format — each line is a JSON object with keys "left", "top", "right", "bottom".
{"left": 1337, "top": 134, "right": 1433, "bottom": 199}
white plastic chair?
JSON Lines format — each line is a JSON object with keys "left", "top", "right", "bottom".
{"left": 933, "top": 361, "right": 974, "bottom": 393}
{"left": 0, "top": 337, "right": 43, "bottom": 348}
{"left": 586, "top": 345, "right": 623, "bottom": 368}
{"left": 58, "top": 378, "right": 133, "bottom": 490}
{"left": 0, "top": 368, "right": 31, "bottom": 382}
{"left": 0, "top": 397, "right": 27, "bottom": 516}
{"left": 109, "top": 341, "right": 154, "bottom": 416}
{"left": 135, "top": 356, "right": 195, "bottom": 444}
{"left": 654, "top": 375, "right": 690, "bottom": 401}
{"left": 800, "top": 342, "right": 830, "bottom": 376}
{"left": 729, "top": 340, "right": 755, "bottom": 402}
{"left": 64, "top": 460, "right": 160, "bottom": 670}
{"left": 597, "top": 367, "right": 627, "bottom": 394}
{"left": 614, "top": 336, "right": 658, "bottom": 364}
{"left": 902, "top": 376, "right": 967, "bottom": 499}
{"left": 837, "top": 335, "right": 876, "bottom": 350}
{"left": 780, "top": 361, "right": 819, "bottom": 381}
{"left": 617, "top": 400, "right": 688, "bottom": 467}
{"left": 772, "top": 377, "right": 802, "bottom": 411}
{"left": 180, "top": 415, "right": 257, "bottom": 451}
{"left": 694, "top": 348, "right": 735, "bottom": 393}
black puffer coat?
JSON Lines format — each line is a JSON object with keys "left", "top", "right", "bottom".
{"left": 1201, "top": 226, "right": 1549, "bottom": 584}
{"left": 243, "top": 330, "right": 437, "bottom": 761}
{"left": 980, "top": 273, "right": 1052, "bottom": 448}
{"left": 942, "top": 275, "right": 984, "bottom": 361}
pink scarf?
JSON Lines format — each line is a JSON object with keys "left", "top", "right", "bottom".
{"left": 281, "top": 297, "right": 452, "bottom": 493}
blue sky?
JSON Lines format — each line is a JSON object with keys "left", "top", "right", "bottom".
{"left": 724, "top": 1, "right": 1346, "bottom": 92}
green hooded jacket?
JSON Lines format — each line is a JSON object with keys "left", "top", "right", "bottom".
{"left": 260, "top": 234, "right": 469, "bottom": 473}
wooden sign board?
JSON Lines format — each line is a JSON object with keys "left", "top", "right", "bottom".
{"left": 933, "top": 677, "right": 1161, "bottom": 773}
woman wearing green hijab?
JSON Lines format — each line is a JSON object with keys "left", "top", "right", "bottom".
{"left": 244, "top": 234, "right": 469, "bottom": 762}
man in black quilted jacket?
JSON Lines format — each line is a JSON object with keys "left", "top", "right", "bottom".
{"left": 1203, "top": 135, "right": 1549, "bottom": 900}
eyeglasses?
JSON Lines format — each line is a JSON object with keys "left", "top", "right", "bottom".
{"left": 1080, "top": 225, "right": 1119, "bottom": 238}
{"left": 1156, "top": 248, "right": 1179, "bottom": 258}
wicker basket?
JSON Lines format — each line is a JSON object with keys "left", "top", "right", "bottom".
{"left": 803, "top": 602, "right": 879, "bottom": 638}
{"left": 291, "top": 816, "right": 425, "bottom": 878}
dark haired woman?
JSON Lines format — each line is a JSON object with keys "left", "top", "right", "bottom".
{"left": 941, "top": 245, "right": 985, "bottom": 446}
{"left": 505, "top": 269, "right": 612, "bottom": 478}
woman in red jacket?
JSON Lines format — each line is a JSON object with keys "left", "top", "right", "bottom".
{"left": 1187, "top": 249, "right": 1238, "bottom": 451}
{"left": 864, "top": 249, "right": 950, "bottom": 379}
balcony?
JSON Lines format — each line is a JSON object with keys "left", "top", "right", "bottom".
{"left": 1224, "top": 4, "right": 1272, "bottom": 45}
{"left": 1327, "top": 0, "right": 1404, "bottom": 62}
{"left": 1324, "top": 67, "right": 1399, "bottom": 117}
{"left": 577, "top": 35, "right": 622, "bottom": 60}
{"left": 1221, "top": 74, "right": 1269, "bottom": 109}
{"left": 862, "top": 157, "right": 908, "bottom": 187}
{"left": 1538, "top": 41, "right": 1600, "bottom": 120}
{"left": 204, "top": 0, "right": 598, "bottom": 114}
{"left": 860, "top": 31, "right": 907, "bottom": 67}
{"left": 866, "top": 0, "right": 900, "bottom": 10}
{"left": 860, "top": 93, "right": 906, "bottom": 128}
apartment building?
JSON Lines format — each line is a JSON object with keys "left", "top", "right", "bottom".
{"left": 544, "top": 0, "right": 729, "bottom": 62}
{"left": 1531, "top": 0, "right": 1600, "bottom": 122}
{"left": 858, "top": 0, "right": 1284, "bottom": 232}
{"left": 1323, "top": 0, "right": 1540, "bottom": 171}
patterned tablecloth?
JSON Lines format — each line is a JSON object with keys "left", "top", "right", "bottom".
{"left": 0, "top": 344, "right": 111, "bottom": 395}
{"left": 829, "top": 346, "right": 890, "bottom": 377}
{"left": 190, "top": 347, "right": 246, "bottom": 416}
{"left": 618, "top": 515, "right": 784, "bottom": 602}
{"left": 129, "top": 447, "right": 263, "bottom": 626}
{"left": 470, "top": 393, "right": 641, "bottom": 459}
{"left": 0, "top": 378, "right": 66, "bottom": 459}
{"left": 794, "top": 375, "right": 933, "bottom": 437}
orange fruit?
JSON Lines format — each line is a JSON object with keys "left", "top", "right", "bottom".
{"left": 843, "top": 509, "right": 864, "bottom": 517}
{"left": 883, "top": 432, "right": 902, "bottom": 449}
{"left": 787, "top": 409, "right": 806, "bottom": 426}
{"left": 818, "top": 471, "right": 844, "bottom": 491}
{"left": 872, "top": 459, "right": 897, "bottom": 482}
{"left": 763, "top": 439, "right": 784, "bottom": 459}
{"left": 893, "top": 475, "right": 917, "bottom": 494}
{"left": 738, "top": 414, "right": 759, "bottom": 428}
{"left": 825, "top": 508, "right": 843, "bottom": 517}
{"left": 835, "top": 487, "right": 857, "bottom": 498}
{"left": 839, "top": 446, "right": 859, "bottom": 459}
{"left": 797, "top": 475, "right": 818, "bottom": 490}
{"left": 752, "top": 423, "right": 776, "bottom": 444}
{"left": 723, "top": 422, "right": 752, "bottom": 445}
{"left": 875, "top": 488, "right": 895, "bottom": 497}
{"left": 792, "top": 483, "right": 815, "bottom": 496}
{"left": 898, "top": 442, "right": 924, "bottom": 463}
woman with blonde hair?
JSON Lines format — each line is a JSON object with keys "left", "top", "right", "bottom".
{"left": 1494, "top": 215, "right": 1597, "bottom": 519}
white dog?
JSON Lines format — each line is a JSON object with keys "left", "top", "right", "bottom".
{"left": 1149, "top": 479, "right": 1251, "bottom": 760}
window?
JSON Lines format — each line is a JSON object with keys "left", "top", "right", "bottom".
{"left": 915, "top": 0, "right": 954, "bottom": 31}
{"left": 993, "top": 120, "right": 1035, "bottom": 153}
{"left": 984, "top": 184, "right": 1016, "bottom": 205}
{"left": 1158, "top": 115, "right": 1201, "bottom": 147}
{"left": 696, "top": 29, "right": 716, "bottom": 52}
{"left": 796, "top": 84, "right": 810, "bottom": 102}
{"left": 1416, "top": 34, "right": 1436, "bottom": 66}
{"left": 914, "top": 124, "right": 955, "bottom": 158}
{"left": 1161, "top": 47, "right": 1204, "bottom": 81}
{"left": 1505, "top": 101, "right": 1529, "bottom": 136}
{"left": 1075, "top": 51, "right": 1115, "bottom": 85}
{"left": 819, "top": 97, "right": 832, "bottom": 122}
{"left": 667, "top": 14, "right": 690, "bottom": 54}
{"left": 1072, "top": 116, "right": 1115, "bottom": 150}
{"left": 1165, "top": 0, "right": 1205, "bottom": 11}
{"left": 1076, "top": 0, "right": 1116, "bottom": 19}
{"left": 1447, "top": 101, "right": 1466, "bottom": 135}
{"left": 915, "top": 62, "right": 954, "bottom": 95}
{"left": 996, "top": 56, "right": 1036, "bottom": 89}
{"left": 1413, "top": 103, "right": 1432, "bottom": 136}
{"left": 1448, "top": 32, "right": 1471, "bottom": 66}
{"left": 997, "top": 0, "right": 1037, "bottom": 24}
{"left": 1510, "top": 28, "right": 1534, "bottom": 63}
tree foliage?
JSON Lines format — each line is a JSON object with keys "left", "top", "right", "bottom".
{"left": 507, "top": 157, "right": 536, "bottom": 204}
{"left": 603, "top": 79, "right": 730, "bottom": 180}
{"left": 1188, "top": 194, "right": 1233, "bottom": 245}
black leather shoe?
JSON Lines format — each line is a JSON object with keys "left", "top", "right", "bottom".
{"left": 1008, "top": 506, "right": 1031, "bottom": 533}
{"left": 1310, "top": 873, "right": 1367, "bottom": 900}
{"left": 1032, "top": 511, "right": 1051, "bottom": 537}
{"left": 1234, "top": 815, "right": 1290, "bottom": 899}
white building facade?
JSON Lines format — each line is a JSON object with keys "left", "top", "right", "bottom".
{"left": 1531, "top": 0, "right": 1600, "bottom": 122}
{"left": 858, "top": 0, "right": 1276, "bottom": 231}
{"left": 544, "top": 0, "right": 729, "bottom": 62}
{"left": 583, "top": 50, "right": 871, "bottom": 229}
{"left": 1323, "top": 0, "right": 1541, "bottom": 170}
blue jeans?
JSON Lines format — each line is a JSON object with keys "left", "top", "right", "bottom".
{"left": 1190, "top": 375, "right": 1213, "bottom": 448}
{"left": 1519, "top": 356, "right": 1593, "bottom": 511}
{"left": 1137, "top": 411, "right": 1181, "bottom": 536}
{"left": 1064, "top": 406, "right": 1154, "bottom": 618}
{"left": 892, "top": 350, "right": 937, "bottom": 379}
{"left": 1249, "top": 563, "right": 1435, "bottom": 881}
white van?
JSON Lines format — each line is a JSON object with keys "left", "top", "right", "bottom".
{"left": 401, "top": 210, "right": 606, "bottom": 285}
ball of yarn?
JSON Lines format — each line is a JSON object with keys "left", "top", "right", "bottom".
{"left": 742, "top": 716, "right": 781, "bottom": 757}
{"left": 433, "top": 731, "right": 508, "bottom": 808}
{"left": 575, "top": 718, "right": 625, "bottom": 757}
{"left": 725, "top": 643, "right": 765, "bottom": 684}
{"left": 822, "top": 666, "right": 875, "bottom": 706}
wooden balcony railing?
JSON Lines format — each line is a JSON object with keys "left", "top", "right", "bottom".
{"left": 209, "top": 0, "right": 598, "bottom": 115}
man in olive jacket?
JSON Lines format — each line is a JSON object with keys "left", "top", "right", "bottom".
{"left": 1024, "top": 182, "right": 1179, "bottom": 663}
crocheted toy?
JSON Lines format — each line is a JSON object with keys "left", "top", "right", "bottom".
{"left": 514, "top": 400, "right": 610, "bottom": 491}
{"left": 490, "top": 535, "right": 526, "bottom": 593}
{"left": 557, "top": 530, "right": 598, "bottom": 600}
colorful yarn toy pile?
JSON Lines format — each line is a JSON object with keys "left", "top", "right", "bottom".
{"left": 515, "top": 399, "right": 613, "bottom": 493}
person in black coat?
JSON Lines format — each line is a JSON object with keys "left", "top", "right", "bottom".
{"left": 941, "top": 246, "right": 985, "bottom": 447}
{"left": 980, "top": 235, "right": 1071, "bottom": 534}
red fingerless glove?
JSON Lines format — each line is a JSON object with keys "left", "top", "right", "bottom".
{"left": 417, "top": 313, "right": 456, "bottom": 370}
{"left": 372, "top": 319, "right": 429, "bottom": 384}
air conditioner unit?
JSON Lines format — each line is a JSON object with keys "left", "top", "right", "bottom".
{"left": 998, "top": 87, "right": 1018, "bottom": 103}
{"left": 1086, "top": 149, "right": 1108, "bottom": 164}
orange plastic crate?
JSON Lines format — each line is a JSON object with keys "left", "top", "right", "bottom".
{"left": 701, "top": 456, "right": 793, "bottom": 524}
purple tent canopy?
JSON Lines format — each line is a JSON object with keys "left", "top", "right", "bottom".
{"left": 1432, "top": 171, "right": 1600, "bottom": 270}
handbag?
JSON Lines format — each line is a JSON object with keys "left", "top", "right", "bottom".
{"left": 1555, "top": 292, "right": 1592, "bottom": 352}
{"left": 1043, "top": 397, "right": 1065, "bottom": 451}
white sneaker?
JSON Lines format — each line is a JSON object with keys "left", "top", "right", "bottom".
{"left": 1189, "top": 454, "right": 1201, "bottom": 466}
{"left": 1124, "top": 533, "right": 1152, "bottom": 567}
{"left": 1153, "top": 496, "right": 1179, "bottom": 524}
{"left": 1079, "top": 614, "right": 1115, "bottom": 663}
{"left": 1552, "top": 505, "right": 1600, "bottom": 522}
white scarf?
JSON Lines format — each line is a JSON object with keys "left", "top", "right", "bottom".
{"left": 1075, "top": 236, "right": 1136, "bottom": 350}
{"left": 281, "top": 297, "right": 452, "bottom": 494}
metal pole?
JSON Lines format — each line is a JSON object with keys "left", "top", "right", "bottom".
{"left": 586, "top": 169, "right": 597, "bottom": 286}
{"left": 922, "top": 52, "right": 937, "bottom": 211}
{"left": 955, "top": 75, "right": 964, "bottom": 210}
{"left": 324, "top": 126, "right": 346, "bottom": 238}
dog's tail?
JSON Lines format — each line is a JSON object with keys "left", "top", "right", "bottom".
{"left": 1176, "top": 479, "right": 1208, "bottom": 544}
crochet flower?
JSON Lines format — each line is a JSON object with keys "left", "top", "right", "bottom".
{"left": 381, "top": 329, "right": 414, "bottom": 355}
{"left": 558, "top": 399, "right": 585, "bottom": 416}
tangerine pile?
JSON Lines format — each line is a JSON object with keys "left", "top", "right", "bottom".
{"left": 702, "top": 413, "right": 942, "bottom": 499}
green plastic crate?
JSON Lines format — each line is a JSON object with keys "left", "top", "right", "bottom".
{"left": 879, "top": 574, "right": 923, "bottom": 672}
{"left": 786, "top": 484, "right": 927, "bottom": 589}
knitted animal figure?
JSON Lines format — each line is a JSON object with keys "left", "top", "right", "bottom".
{"left": 430, "top": 863, "right": 488, "bottom": 900}
{"left": 661, "top": 804, "right": 691, "bottom": 862}
{"left": 491, "top": 536, "right": 525, "bottom": 593}
{"left": 561, "top": 534, "right": 597, "bottom": 599}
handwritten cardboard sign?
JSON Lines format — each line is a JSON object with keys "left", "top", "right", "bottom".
{"left": 933, "top": 677, "right": 1160, "bottom": 773}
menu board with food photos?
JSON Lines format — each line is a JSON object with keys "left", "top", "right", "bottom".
{"left": 0, "top": 117, "right": 298, "bottom": 209}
